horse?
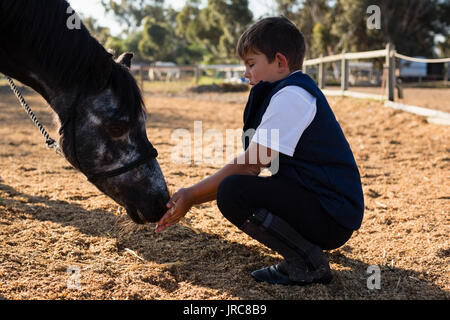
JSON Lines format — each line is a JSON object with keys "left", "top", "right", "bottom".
{"left": 149, "top": 62, "right": 181, "bottom": 81}
{"left": 0, "top": 0, "right": 170, "bottom": 224}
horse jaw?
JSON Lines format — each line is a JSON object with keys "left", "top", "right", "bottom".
{"left": 68, "top": 88, "right": 170, "bottom": 224}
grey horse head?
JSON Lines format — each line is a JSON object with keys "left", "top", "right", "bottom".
{"left": 0, "top": 1, "right": 170, "bottom": 224}
{"left": 58, "top": 53, "right": 170, "bottom": 224}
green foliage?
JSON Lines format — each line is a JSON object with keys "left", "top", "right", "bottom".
{"left": 100, "top": 0, "right": 166, "bottom": 28}
{"left": 83, "top": 16, "right": 112, "bottom": 44}
{"left": 139, "top": 17, "right": 171, "bottom": 61}
{"left": 176, "top": 0, "right": 253, "bottom": 64}
{"left": 276, "top": 0, "right": 333, "bottom": 57}
{"left": 364, "top": 0, "right": 446, "bottom": 57}
{"left": 277, "top": 0, "right": 449, "bottom": 58}
{"left": 104, "top": 36, "right": 126, "bottom": 55}
{"left": 122, "top": 31, "right": 144, "bottom": 59}
{"left": 137, "top": 15, "right": 205, "bottom": 64}
{"left": 89, "top": 0, "right": 449, "bottom": 65}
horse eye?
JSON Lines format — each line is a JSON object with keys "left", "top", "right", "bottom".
{"left": 106, "top": 120, "right": 129, "bottom": 137}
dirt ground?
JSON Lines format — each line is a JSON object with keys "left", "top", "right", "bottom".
{"left": 0, "top": 85, "right": 448, "bottom": 300}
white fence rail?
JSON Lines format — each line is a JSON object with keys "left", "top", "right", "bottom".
{"left": 303, "top": 43, "right": 450, "bottom": 102}
{"left": 134, "top": 45, "right": 449, "bottom": 103}
{"left": 135, "top": 64, "right": 246, "bottom": 88}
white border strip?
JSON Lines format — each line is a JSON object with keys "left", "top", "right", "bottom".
{"left": 323, "top": 90, "right": 450, "bottom": 125}
{"left": 323, "top": 89, "right": 384, "bottom": 101}
{"left": 384, "top": 101, "right": 450, "bottom": 119}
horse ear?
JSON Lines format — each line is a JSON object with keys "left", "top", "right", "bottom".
{"left": 116, "top": 52, "right": 134, "bottom": 69}
{"left": 106, "top": 48, "right": 115, "bottom": 57}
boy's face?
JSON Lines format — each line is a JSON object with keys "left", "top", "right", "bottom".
{"left": 243, "top": 51, "right": 291, "bottom": 85}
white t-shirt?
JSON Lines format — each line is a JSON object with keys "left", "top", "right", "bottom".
{"left": 251, "top": 76, "right": 317, "bottom": 157}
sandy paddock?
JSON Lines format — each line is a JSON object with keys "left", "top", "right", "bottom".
{"left": 0, "top": 86, "right": 448, "bottom": 300}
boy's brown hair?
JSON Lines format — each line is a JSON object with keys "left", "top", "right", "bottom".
{"left": 237, "top": 16, "right": 306, "bottom": 71}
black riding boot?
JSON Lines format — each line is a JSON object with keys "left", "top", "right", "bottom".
{"left": 240, "top": 208, "right": 332, "bottom": 285}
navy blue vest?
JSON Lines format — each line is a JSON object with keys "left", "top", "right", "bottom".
{"left": 243, "top": 72, "right": 364, "bottom": 230}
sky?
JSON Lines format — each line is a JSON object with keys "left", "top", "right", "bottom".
{"left": 68, "top": 0, "right": 276, "bottom": 36}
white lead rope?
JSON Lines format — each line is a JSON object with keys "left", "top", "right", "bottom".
{"left": 4, "top": 75, "right": 63, "bottom": 156}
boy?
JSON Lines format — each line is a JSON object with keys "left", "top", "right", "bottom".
{"left": 155, "top": 17, "right": 364, "bottom": 286}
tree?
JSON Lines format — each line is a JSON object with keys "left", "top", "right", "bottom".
{"left": 82, "top": 16, "right": 112, "bottom": 44}
{"left": 331, "top": 0, "right": 448, "bottom": 57}
{"left": 100, "top": 0, "right": 166, "bottom": 29}
{"left": 211, "top": 0, "right": 254, "bottom": 61}
{"left": 138, "top": 16, "right": 174, "bottom": 61}
{"left": 436, "top": 0, "right": 450, "bottom": 58}
{"left": 138, "top": 14, "right": 204, "bottom": 64}
{"left": 276, "top": 0, "right": 449, "bottom": 59}
{"left": 81, "top": 15, "right": 127, "bottom": 58}
{"left": 104, "top": 36, "right": 126, "bottom": 55}
{"left": 311, "top": 22, "right": 335, "bottom": 58}
{"left": 99, "top": 0, "right": 204, "bottom": 64}
{"left": 276, "top": 0, "right": 334, "bottom": 58}
{"left": 437, "top": 36, "right": 450, "bottom": 58}
{"left": 177, "top": 0, "right": 253, "bottom": 64}
{"left": 375, "top": 0, "right": 446, "bottom": 57}
{"left": 122, "top": 31, "right": 145, "bottom": 60}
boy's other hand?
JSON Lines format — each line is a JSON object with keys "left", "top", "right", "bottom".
{"left": 155, "top": 188, "right": 193, "bottom": 233}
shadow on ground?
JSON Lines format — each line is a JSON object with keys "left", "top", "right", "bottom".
{"left": 0, "top": 182, "right": 448, "bottom": 299}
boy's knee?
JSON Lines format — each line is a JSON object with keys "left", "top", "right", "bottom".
{"left": 217, "top": 175, "right": 243, "bottom": 209}
{"left": 217, "top": 175, "right": 251, "bottom": 227}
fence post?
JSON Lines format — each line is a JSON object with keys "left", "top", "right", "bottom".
{"left": 318, "top": 54, "right": 325, "bottom": 89}
{"left": 140, "top": 65, "right": 144, "bottom": 91}
{"left": 386, "top": 42, "right": 396, "bottom": 101}
{"left": 341, "top": 51, "right": 349, "bottom": 91}
{"left": 444, "top": 62, "right": 448, "bottom": 84}
{"left": 195, "top": 65, "right": 200, "bottom": 85}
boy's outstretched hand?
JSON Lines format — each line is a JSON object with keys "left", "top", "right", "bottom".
{"left": 155, "top": 188, "right": 193, "bottom": 233}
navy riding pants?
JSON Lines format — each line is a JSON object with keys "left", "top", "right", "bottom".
{"left": 216, "top": 174, "right": 353, "bottom": 250}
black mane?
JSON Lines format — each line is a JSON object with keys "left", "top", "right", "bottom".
{"left": 0, "top": 0, "right": 145, "bottom": 118}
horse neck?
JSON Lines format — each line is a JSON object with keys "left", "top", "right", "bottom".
{"left": 0, "top": 0, "right": 112, "bottom": 117}
{"left": 0, "top": 43, "right": 54, "bottom": 103}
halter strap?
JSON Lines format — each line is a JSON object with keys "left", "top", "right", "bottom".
{"left": 86, "top": 147, "right": 158, "bottom": 183}
{"left": 60, "top": 92, "right": 158, "bottom": 183}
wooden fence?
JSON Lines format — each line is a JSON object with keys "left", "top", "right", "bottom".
{"left": 135, "top": 64, "right": 246, "bottom": 89}
{"left": 135, "top": 65, "right": 200, "bottom": 89}
{"left": 303, "top": 43, "right": 450, "bottom": 102}
{"left": 135, "top": 44, "right": 449, "bottom": 104}
{"left": 303, "top": 43, "right": 395, "bottom": 101}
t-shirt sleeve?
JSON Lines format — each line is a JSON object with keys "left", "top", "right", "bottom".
{"left": 251, "top": 86, "right": 317, "bottom": 157}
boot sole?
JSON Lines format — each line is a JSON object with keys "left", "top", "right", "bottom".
{"left": 251, "top": 266, "right": 333, "bottom": 286}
